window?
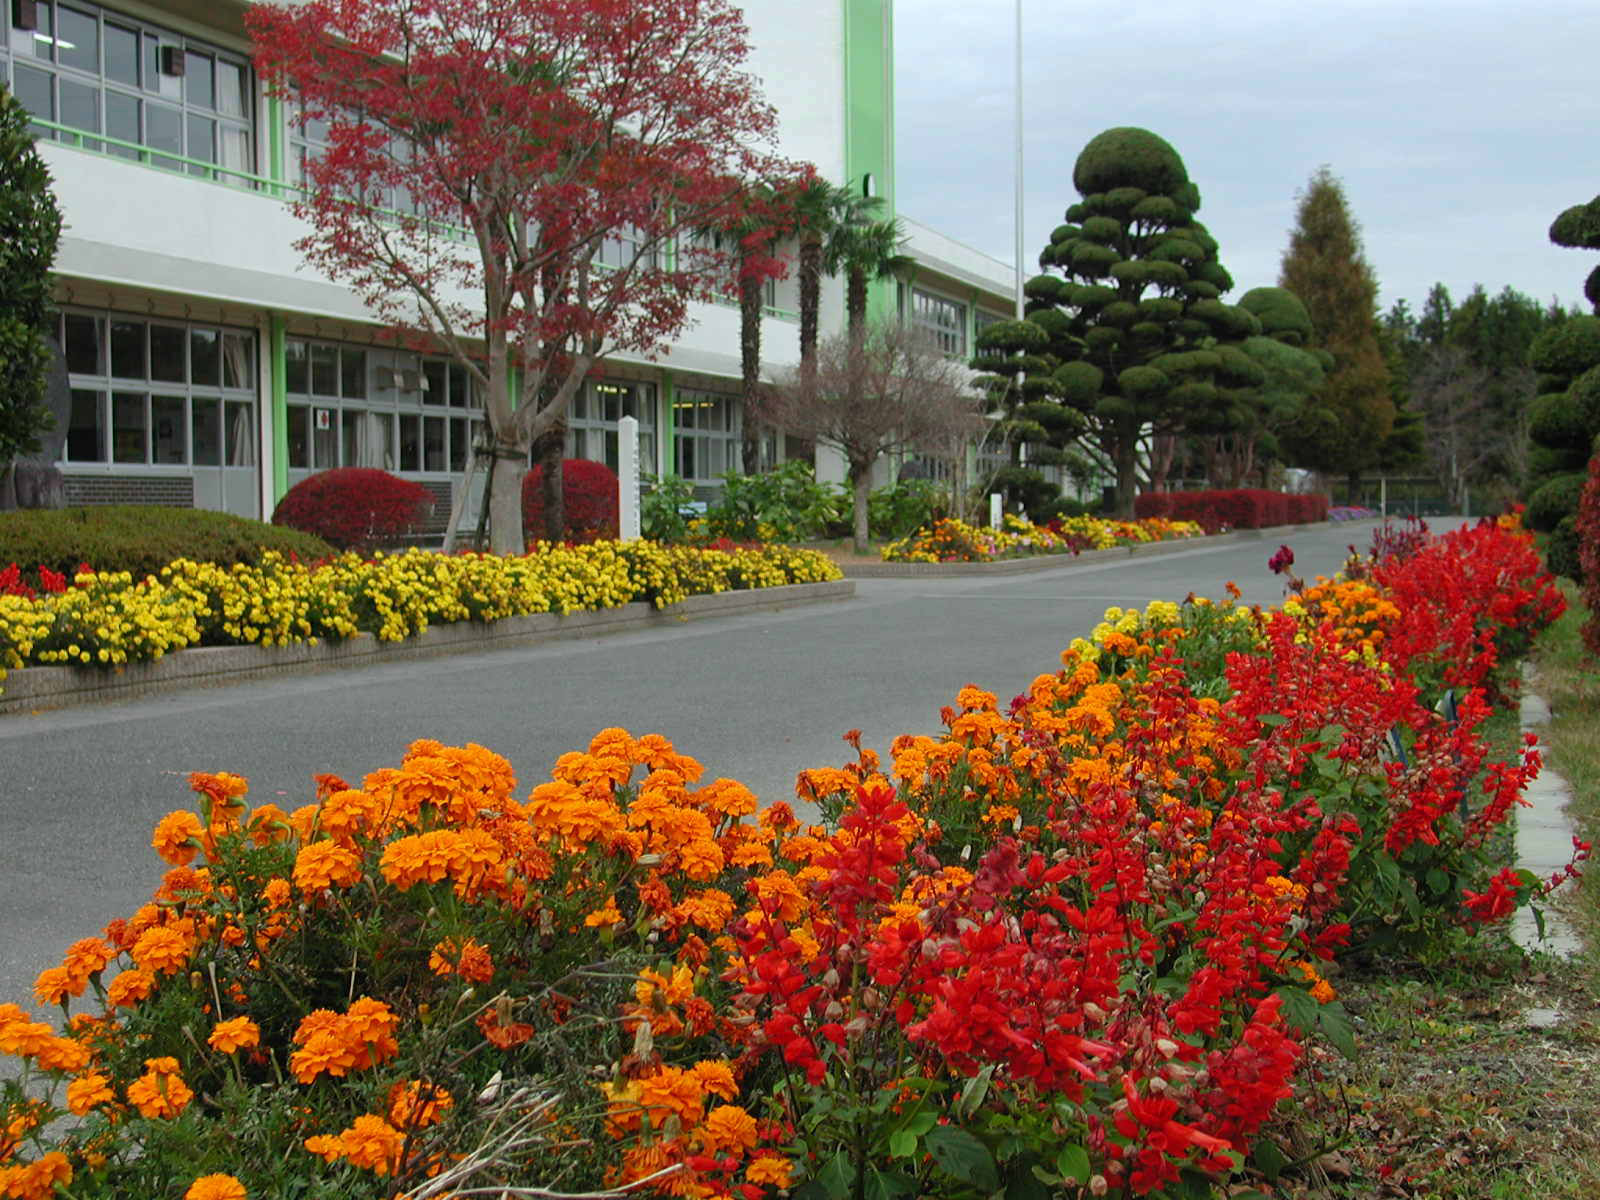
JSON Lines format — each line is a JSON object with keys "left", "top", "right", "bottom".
{"left": 288, "top": 98, "right": 422, "bottom": 215}
{"left": 4, "top": 1, "right": 253, "bottom": 184}
{"left": 597, "top": 225, "right": 660, "bottom": 272}
{"left": 283, "top": 337, "right": 482, "bottom": 473}
{"left": 60, "top": 309, "right": 256, "bottom": 468}
{"left": 976, "top": 309, "right": 1009, "bottom": 335}
{"left": 673, "top": 389, "right": 740, "bottom": 482}
{"left": 567, "top": 380, "right": 655, "bottom": 475}
{"left": 910, "top": 287, "right": 968, "bottom": 356}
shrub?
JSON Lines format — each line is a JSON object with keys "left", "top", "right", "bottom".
{"left": 1135, "top": 488, "right": 1328, "bottom": 531}
{"left": 522, "top": 458, "right": 619, "bottom": 543}
{"left": 0, "top": 507, "right": 333, "bottom": 581}
{"left": 703, "top": 462, "right": 846, "bottom": 542}
{"left": 1580, "top": 455, "right": 1600, "bottom": 655}
{"left": 640, "top": 473, "right": 696, "bottom": 543}
{"left": 272, "top": 469, "right": 433, "bottom": 552}
{"left": 867, "top": 478, "right": 945, "bottom": 541}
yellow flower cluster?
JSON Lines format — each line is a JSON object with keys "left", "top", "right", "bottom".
{"left": 1285, "top": 576, "right": 1400, "bottom": 663}
{"left": 881, "top": 515, "right": 1204, "bottom": 563}
{"left": 0, "top": 543, "right": 840, "bottom": 694}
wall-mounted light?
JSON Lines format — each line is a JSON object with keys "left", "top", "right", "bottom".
{"left": 160, "top": 45, "right": 186, "bottom": 77}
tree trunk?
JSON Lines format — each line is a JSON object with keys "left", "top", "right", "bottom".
{"left": 1114, "top": 444, "right": 1140, "bottom": 520}
{"left": 799, "top": 236, "right": 821, "bottom": 404}
{"left": 486, "top": 435, "right": 529, "bottom": 556}
{"left": 1345, "top": 468, "right": 1362, "bottom": 507}
{"left": 740, "top": 261, "right": 764, "bottom": 475}
{"left": 537, "top": 424, "right": 565, "bottom": 543}
{"left": 846, "top": 266, "right": 868, "bottom": 345}
{"left": 851, "top": 464, "right": 872, "bottom": 555}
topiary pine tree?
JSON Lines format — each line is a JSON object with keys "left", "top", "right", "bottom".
{"left": 0, "top": 81, "right": 63, "bottom": 493}
{"left": 971, "top": 127, "right": 1261, "bottom": 516}
{"left": 1277, "top": 167, "right": 1395, "bottom": 501}
{"left": 1549, "top": 194, "right": 1600, "bottom": 314}
{"left": 1215, "top": 286, "right": 1329, "bottom": 486}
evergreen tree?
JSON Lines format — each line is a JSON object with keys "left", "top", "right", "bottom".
{"left": 972, "top": 127, "right": 1260, "bottom": 516}
{"left": 0, "top": 81, "right": 62, "bottom": 495}
{"left": 1277, "top": 167, "right": 1394, "bottom": 500}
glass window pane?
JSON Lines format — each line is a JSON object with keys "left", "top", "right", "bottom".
{"left": 146, "top": 102, "right": 183, "bottom": 170}
{"left": 447, "top": 364, "right": 467, "bottom": 408}
{"left": 226, "top": 401, "right": 254, "bottom": 466}
{"left": 19, "top": 2, "right": 53, "bottom": 60}
{"left": 370, "top": 411, "right": 394, "bottom": 470}
{"left": 340, "top": 348, "right": 366, "bottom": 399}
{"left": 64, "top": 313, "right": 103, "bottom": 375}
{"left": 286, "top": 404, "right": 309, "bottom": 469}
{"left": 186, "top": 113, "right": 215, "bottom": 176}
{"left": 340, "top": 409, "right": 360, "bottom": 467}
{"left": 58, "top": 77, "right": 99, "bottom": 146}
{"left": 424, "top": 415, "right": 445, "bottom": 471}
{"left": 110, "top": 320, "right": 146, "bottom": 379}
{"left": 105, "top": 23, "right": 140, "bottom": 87}
{"left": 215, "top": 61, "right": 246, "bottom": 119}
{"left": 106, "top": 91, "right": 140, "bottom": 160}
{"left": 152, "top": 395, "right": 185, "bottom": 464}
{"left": 112, "top": 392, "right": 148, "bottom": 463}
{"left": 190, "top": 328, "right": 220, "bottom": 385}
{"left": 143, "top": 34, "right": 159, "bottom": 92}
{"left": 399, "top": 413, "right": 420, "bottom": 471}
{"left": 422, "top": 361, "right": 446, "bottom": 403}
{"left": 218, "top": 126, "right": 250, "bottom": 184}
{"left": 222, "top": 332, "right": 254, "bottom": 389}
{"left": 284, "top": 340, "right": 308, "bottom": 394}
{"left": 149, "top": 324, "right": 185, "bottom": 383}
{"left": 448, "top": 417, "right": 467, "bottom": 471}
{"left": 186, "top": 51, "right": 214, "bottom": 110}
{"left": 56, "top": 5, "right": 98, "bottom": 74}
{"left": 192, "top": 396, "right": 221, "bottom": 466}
{"left": 312, "top": 406, "right": 336, "bottom": 468}
{"left": 13, "top": 64, "right": 54, "bottom": 129}
{"left": 67, "top": 389, "right": 105, "bottom": 462}
{"left": 310, "top": 344, "right": 337, "bottom": 395}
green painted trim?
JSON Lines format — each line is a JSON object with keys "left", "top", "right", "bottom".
{"left": 842, "top": 0, "right": 896, "bottom": 326}
{"left": 267, "top": 94, "right": 285, "bottom": 195}
{"left": 661, "top": 370, "right": 676, "bottom": 478}
{"left": 269, "top": 315, "right": 288, "bottom": 502}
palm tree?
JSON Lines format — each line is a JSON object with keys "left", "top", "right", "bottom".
{"left": 785, "top": 176, "right": 853, "bottom": 403}
{"left": 823, "top": 193, "right": 914, "bottom": 345}
{"left": 712, "top": 184, "right": 788, "bottom": 473}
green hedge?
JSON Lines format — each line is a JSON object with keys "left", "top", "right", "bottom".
{"left": 0, "top": 506, "right": 335, "bottom": 580}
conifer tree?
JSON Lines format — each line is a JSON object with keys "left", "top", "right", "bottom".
{"left": 1277, "top": 167, "right": 1394, "bottom": 500}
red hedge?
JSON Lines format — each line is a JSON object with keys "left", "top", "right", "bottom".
{"left": 522, "top": 458, "right": 619, "bottom": 543}
{"left": 1135, "top": 489, "right": 1329, "bottom": 532}
{"left": 271, "top": 468, "right": 434, "bottom": 551}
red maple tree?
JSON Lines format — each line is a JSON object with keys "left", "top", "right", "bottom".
{"left": 247, "top": 0, "right": 797, "bottom": 551}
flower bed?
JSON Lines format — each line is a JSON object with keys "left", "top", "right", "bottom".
{"left": 880, "top": 514, "right": 1203, "bottom": 563}
{"left": 0, "top": 517, "right": 1583, "bottom": 1200}
{"left": 0, "top": 543, "right": 841, "bottom": 697}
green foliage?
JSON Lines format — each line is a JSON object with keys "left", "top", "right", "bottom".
{"left": 1525, "top": 472, "right": 1588, "bottom": 534}
{"left": 988, "top": 465, "right": 1060, "bottom": 521}
{"left": 639, "top": 473, "right": 697, "bottom": 542}
{"left": 1549, "top": 194, "right": 1600, "bottom": 254}
{"left": 0, "top": 81, "right": 64, "bottom": 466}
{"left": 0, "top": 506, "right": 336, "bottom": 579}
{"left": 1238, "top": 286, "right": 1315, "bottom": 344}
{"left": 1528, "top": 315, "right": 1600, "bottom": 376}
{"left": 703, "top": 461, "right": 847, "bottom": 542}
{"left": 1072, "top": 126, "right": 1188, "bottom": 196}
{"left": 867, "top": 477, "right": 945, "bottom": 541}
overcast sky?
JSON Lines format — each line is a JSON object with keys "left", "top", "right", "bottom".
{"left": 893, "top": 0, "right": 1600, "bottom": 317}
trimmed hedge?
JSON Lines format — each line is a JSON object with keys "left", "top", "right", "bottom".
{"left": 1135, "top": 488, "right": 1329, "bottom": 531}
{"left": 523, "top": 459, "right": 620, "bottom": 543}
{"left": 272, "top": 468, "right": 434, "bottom": 551}
{"left": 0, "top": 506, "right": 334, "bottom": 582}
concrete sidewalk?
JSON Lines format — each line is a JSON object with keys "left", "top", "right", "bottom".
{"left": 1512, "top": 686, "right": 1585, "bottom": 956}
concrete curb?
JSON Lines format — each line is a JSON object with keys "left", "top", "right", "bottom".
{"left": 0, "top": 579, "right": 855, "bottom": 716}
{"left": 1512, "top": 673, "right": 1584, "bottom": 957}
{"left": 837, "top": 526, "right": 1292, "bottom": 578}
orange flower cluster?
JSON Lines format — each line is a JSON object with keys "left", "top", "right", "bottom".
{"left": 126, "top": 1056, "right": 194, "bottom": 1119}
{"left": 289, "top": 999, "right": 399, "bottom": 1085}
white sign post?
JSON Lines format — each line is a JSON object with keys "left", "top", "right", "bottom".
{"left": 618, "top": 416, "right": 641, "bottom": 542}
{"left": 989, "top": 491, "right": 1003, "bottom": 530}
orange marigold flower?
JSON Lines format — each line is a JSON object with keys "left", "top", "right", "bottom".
{"left": 127, "top": 1057, "right": 193, "bottom": 1119}
{"left": 261, "top": 877, "right": 292, "bottom": 909}
{"left": 32, "top": 1035, "right": 90, "bottom": 1073}
{"left": 66, "top": 1072, "right": 116, "bottom": 1116}
{"left": 0, "top": 1151, "right": 72, "bottom": 1199}
{"left": 476, "top": 1009, "right": 534, "bottom": 1049}
{"left": 1311, "top": 979, "right": 1338, "bottom": 1005}
{"left": 105, "top": 968, "right": 155, "bottom": 1008}
{"left": 689, "top": 1060, "right": 738, "bottom": 1102}
{"left": 584, "top": 897, "right": 623, "bottom": 928}
{"left": 429, "top": 937, "right": 494, "bottom": 984}
{"left": 676, "top": 838, "right": 725, "bottom": 882}
{"left": 62, "top": 937, "right": 114, "bottom": 982}
{"left": 292, "top": 841, "right": 364, "bottom": 894}
{"left": 151, "top": 811, "right": 204, "bottom": 866}
{"left": 335, "top": 1113, "right": 405, "bottom": 1175}
{"left": 701, "top": 1104, "right": 758, "bottom": 1153}
{"left": 131, "top": 924, "right": 194, "bottom": 976}
{"left": 745, "top": 1154, "right": 793, "bottom": 1187}
{"left": 246, "top": 803, "right": 292, "bottom": 846}
{"left": 208, "top": 1016, "right": 261, "bottom": 1054}
{"left": 304, "top": 1133, "right": 344, "bottom": 1163}
{"left": 388, "top": 1080, "right": 454, "bottom": 1130}
{"left": 289, "top": 1028, "right": 358, "bottom": 1085}
{"left": 184, "top": 1174, "right": 247, "bottom": 1200}
{"left": 32, "top": 968, "right": 79, "bottom": 1008}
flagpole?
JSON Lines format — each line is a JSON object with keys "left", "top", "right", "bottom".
{"left": 1014, "top": 0, "right": 1024, "bottom": 319}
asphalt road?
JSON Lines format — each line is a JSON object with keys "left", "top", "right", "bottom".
{"left": 1, "top": 517, "right": 1448, "bottom": 1011}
